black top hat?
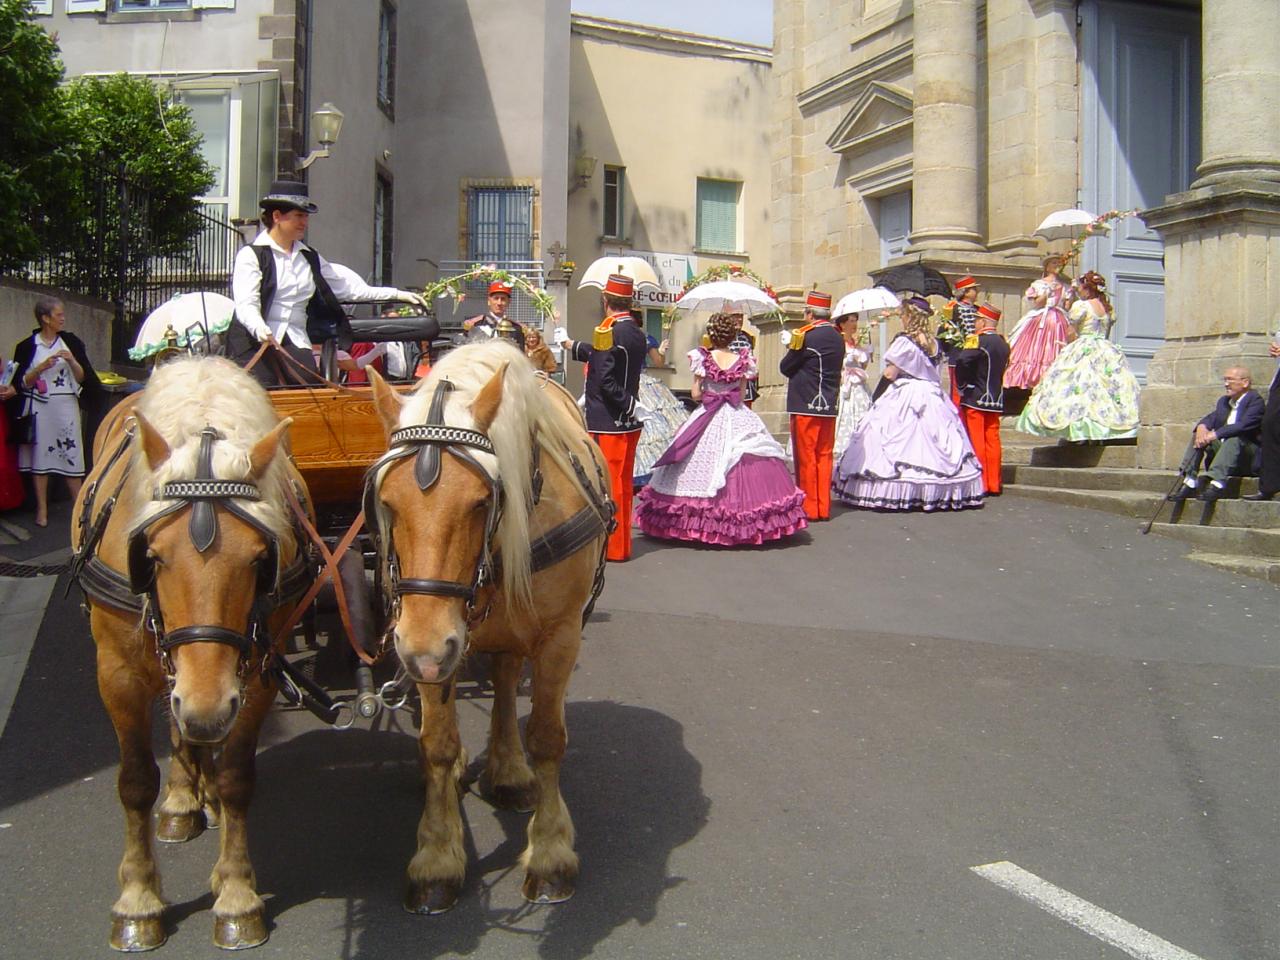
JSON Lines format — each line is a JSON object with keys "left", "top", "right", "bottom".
{"left": 260, "top": 179, "right": 318, "bottom": 214}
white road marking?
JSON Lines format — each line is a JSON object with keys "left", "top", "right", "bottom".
{"left": 971, "top": 861, "right": 1208, "bottom": 960}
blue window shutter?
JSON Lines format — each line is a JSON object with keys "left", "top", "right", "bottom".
{"left": 696, "top": 179, "right": 739, "bottom": 252}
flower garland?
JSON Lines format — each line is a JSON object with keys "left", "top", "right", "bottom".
{"left": 1061, "top": 208, "right": 1142, "bottom": 268}
{"left": 661, "top": 263, "right": 781, "bottom": 326}
{"left": 421, "top": 262, "right": 559, "bottom": 323}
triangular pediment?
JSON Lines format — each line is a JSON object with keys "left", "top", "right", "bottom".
{"left": 826, "top": 81, "right": 913, "bottom": 155}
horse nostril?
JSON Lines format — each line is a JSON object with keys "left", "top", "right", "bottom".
{"left": 443, "top": 635, "right": 459, "bottom": 663}
{"left": 170, "top": 693, "right": 183, "bottom": 716}
{"left": 227, "top": 694, "right": 240, "bottom": 717}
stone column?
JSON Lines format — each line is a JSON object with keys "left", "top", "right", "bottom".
{"left": 1194, "top": 1, "right": 1280, "bottom": 187}
{"left": 1138, "top": 4, "right": 1280, "bottom": 468}
{"left": 908, "top": 0, "right": 983, "bottom": 252}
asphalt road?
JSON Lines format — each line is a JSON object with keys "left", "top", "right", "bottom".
{"left": 1, "top": 495, "right": 1277, "bottom": 959}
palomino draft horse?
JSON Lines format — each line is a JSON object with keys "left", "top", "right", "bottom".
{"left": 71, "top": 357, "right": 309, "bottom": 951}
{"left": 366, "top": 340, "right": 613, "bottom": 912}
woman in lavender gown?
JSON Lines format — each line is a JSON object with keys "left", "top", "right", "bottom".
{"left": 635, "top": 313, "right": 808, "bottom": 545}
{"left": 832, "top": 324, "right": 984, "bottom": 512}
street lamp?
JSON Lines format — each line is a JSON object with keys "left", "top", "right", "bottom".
{"left": 296, "top": 102, "right": 345, "bottom": 171}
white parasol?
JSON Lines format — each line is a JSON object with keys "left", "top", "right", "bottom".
{"left": 833, "top": 287, "right": 900, "bottom": 318}
{"left": 1033, "top": 208, "right": 1108, "bottom": 242}
{"left": 577, "top": 255, "right": 662, "bottom": 292}
{"left": 672, "top": 279, "right": 780, "bottom": 318}
{"left": 129, "top": 292, "right": 236, "bottom": 362}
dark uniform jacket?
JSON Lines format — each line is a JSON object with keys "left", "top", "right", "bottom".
{"left": 569, "top": 313, "right": 648, "bottom": 434}
{"left": 1198, "top": 390, "right": 1264, "bottom": 444}
{"left": 463, "top": 312, "right": 526, "bottom": 350}
{"left": 954, "top": 332, "right": 1011, "bottom": 413}
{"left": 780, "top": 321, "right": 843, "bottom": 416}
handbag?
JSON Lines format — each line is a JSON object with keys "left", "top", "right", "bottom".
{"left": 11, "top": 415, "right": 34, "bottom": 446}
{"left": 10, "top": 399, "right": 35, "bottom": 445}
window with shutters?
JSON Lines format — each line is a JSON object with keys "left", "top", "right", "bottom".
{"left": 603, "top": 165, "right": 624, "bottom": 239}
{"left": 374, "top": 172, "right": 394, "bottom": 284}
{"left": 695, "top": 178, "right": 742, "bottom": 254}
{"left": 377, "top": 1, "right": 396, "bottom": 118}
{"left": 116, "top": 0, "right": 191, "bottom": 9}
{"left": 466, "top": 186, "right": 535, "bottom": 263}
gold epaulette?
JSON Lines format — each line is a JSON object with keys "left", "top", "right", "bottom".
{"left": 592, "top": 315, "right": 616, "bottom": 351}
{"left": 789, "top": 320, "right": 819, "bottom": 350}
{"left": 962, "top": 334, "right": 979, "bottom": 350}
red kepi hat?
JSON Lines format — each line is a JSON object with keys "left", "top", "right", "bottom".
{"left": 488, "top": 280, "right": 514, "bottom": 296}
{"left": 977, "top": 304, "right": 1002, "bottom": 323}
{"left": 805, "top": 290, "right": 832, "bottom": 309}
{"left": 603, "top": 273, "right": 634, "bottom": 298}
{"left": 954, "top": 276, "right": 980, "bottom": 291}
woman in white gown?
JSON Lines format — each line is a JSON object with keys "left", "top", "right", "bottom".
{"left": 832, "top": 313, "right": 874, "bottom": 460}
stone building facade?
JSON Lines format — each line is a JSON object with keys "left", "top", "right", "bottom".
{"left": 768, "top": 0, "right": 1277, "bottom": 468}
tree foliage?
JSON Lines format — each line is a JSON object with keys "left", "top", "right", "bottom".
{"left": 0, "top": 1, "right": 216, "bottom": 271}
{"left": 0, "top": 0, "right": 75, "bottom": 267}
{"left": 62, "top": 73, "right": 216, "bottom": 256}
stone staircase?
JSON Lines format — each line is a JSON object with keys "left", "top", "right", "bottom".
{"left": 1000, "top": 428, "right": 1280, "bottom": 584}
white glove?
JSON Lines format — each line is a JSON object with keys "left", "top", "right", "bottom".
{"left": 634, "top": 401, "right": 655, "bottom": 423}
{"left": 553, "top": 326, "right": 570, "bottom": 346}
{"left": 779, "top": 329, "right": 793, "bottom": 348}
{"left": 355, "top": 342, "right": 388, "bottom": 368}
{"left": 398, "top": 291, "right": 427, "bottom": 310}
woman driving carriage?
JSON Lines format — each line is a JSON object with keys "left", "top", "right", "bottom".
{"left": 227, "top": 179, "right": 426, "bottom": 387}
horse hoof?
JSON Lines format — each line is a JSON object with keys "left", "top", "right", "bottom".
{"left": 404, "top": 879, "right": 460, "bottom": 915}
{"left": 155, "top": 810, "right": 205, "bottom": 843}
{"left": 487, "top": 782, "right": 538, "bottom": 813}
{"left": 110, "top": 914, "right": 166, "bottom": 952}
{"left": 213, "top": 911, "right": 268, "bottom": 950}
{"left": 522, "top": 872, "right": 576, "bottom": 904}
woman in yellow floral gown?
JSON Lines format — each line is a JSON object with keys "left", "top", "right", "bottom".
{"left": 1015, "top": 271, "right": 1140, "bottom": 441}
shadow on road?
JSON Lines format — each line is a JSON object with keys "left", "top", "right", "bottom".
{"left": 245, "top": 700, "right": 708, "bottom": 959}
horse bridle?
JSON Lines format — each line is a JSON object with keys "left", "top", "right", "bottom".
{"left": 364, "top": 381, "right": 505, "bottom": 630}
{"left": 128, "top": 426, "right": 304, "bottom": 676}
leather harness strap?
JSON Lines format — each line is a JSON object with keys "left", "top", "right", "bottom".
{"left": 273, "top": 484, "right": 375, "bottom": 664}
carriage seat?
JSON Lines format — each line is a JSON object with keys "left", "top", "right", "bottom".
{"left": 316, "top": 313, "right": 442, "bottom": 384}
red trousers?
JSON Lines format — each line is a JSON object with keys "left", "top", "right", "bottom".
{"left": 790, "top": 414, "right": 836, "bottom": 520}
{"left": 592, "top": 430, "right": 641, "bottom": 561}
{"left": 962, "top": 407, "right": 1002, "bottom": 494}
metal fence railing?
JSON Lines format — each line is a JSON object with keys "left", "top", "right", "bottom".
{"left": 3, "top": 160, "right": 243, "bottom": 365}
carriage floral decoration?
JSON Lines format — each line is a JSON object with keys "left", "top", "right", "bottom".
{"left": 417, "top": 262, "right": 560, "bottom": 324}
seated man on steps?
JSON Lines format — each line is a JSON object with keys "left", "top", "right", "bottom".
{"left": 1169, "top": 366, "right": 1264, "bottom": 503}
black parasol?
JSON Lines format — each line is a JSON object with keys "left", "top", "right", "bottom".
{"left": 869, "top": 262, "right": 953, "bottom": 299}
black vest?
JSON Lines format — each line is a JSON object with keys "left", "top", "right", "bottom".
{"left": 243, "top": 243, "right": 349, "bottom": 347}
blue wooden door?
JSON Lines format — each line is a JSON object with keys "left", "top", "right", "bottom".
{"left": 1080, "top": 0, "right": 1200, "bottom": 379}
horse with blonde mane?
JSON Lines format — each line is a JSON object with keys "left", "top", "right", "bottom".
{"left": 71, "top": 356, "right": 308, "bottom": 950}
{"left": 366, "top": 339, "right": 612, "bottom": 912}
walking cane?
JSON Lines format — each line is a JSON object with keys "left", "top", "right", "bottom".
{"left": 1142, "top": 474, "right": 1188, "bottom": 535}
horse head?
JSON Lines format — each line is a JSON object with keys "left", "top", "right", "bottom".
{"left": 368, "top": 359, "right": 511, "bottom": 684}
{"left": 132, "top": 411, "right": 293, "bottom": 744}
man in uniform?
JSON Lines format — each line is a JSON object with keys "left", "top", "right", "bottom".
{"left": 462, "top": 280, "right": 526, "bottom": 348}
{"left": 780, "top": 290, "right": 844, "bottom": 521}
{"left": 954, "top": 303, "right": 1009, "bottom": 495}
{"left": 944, "top": 276, "right": 981, "bottom": 408}
{"left": 554, "top": 274, "right": 648, "bottom": 561}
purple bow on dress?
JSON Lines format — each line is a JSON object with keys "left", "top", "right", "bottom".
{"left": 653, "top": 384, "right": 742, "bottom": 468}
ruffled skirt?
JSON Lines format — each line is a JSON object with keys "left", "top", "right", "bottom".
{"left": 635, "top": 454, "right": 808, "bottom": 545}
{"left": 633, "top": 373, "right": 689, "bottom": 484}
{"left": 833, "top": 378, "right": 984, "bottom": 512}
{"left": 1004, "top": 306, "right": 1070, "bottom": 390}
{"left": 833, "top": 379, "right": 872, "bottom": 461}
{"left": 1015, "top": 334, "right": 1140, "bottom": 441}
